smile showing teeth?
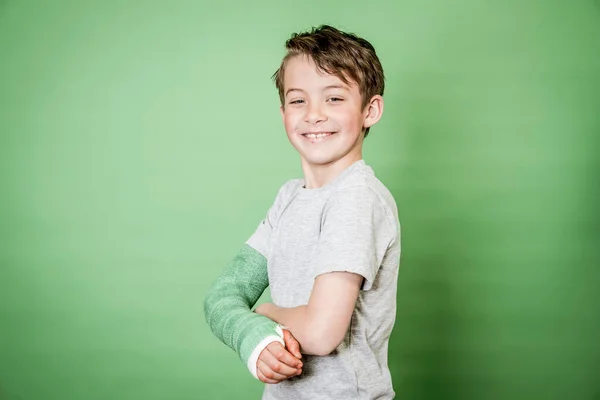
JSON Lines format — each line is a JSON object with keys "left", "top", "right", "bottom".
{"left": 304, "top": 132, "right": 332, "bottom": 139}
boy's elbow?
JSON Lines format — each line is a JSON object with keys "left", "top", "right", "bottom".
{"left": 203, "top": 288, "right": 221, "bottom": 324}
{"left": 308, "top": 339, "right": 342, "bottom": 356}
{"left": 202, "top": 294, "right": 212, "bottom": 323}
{"left": 310, "top": 343, "right": 337, "bottom": 356}
{"left": 304, "top": 328, "right": 344, "bottom": 356}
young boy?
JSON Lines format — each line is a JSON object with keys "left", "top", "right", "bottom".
{"left": 204, "top": 25, "right": 401, "bottom": 399}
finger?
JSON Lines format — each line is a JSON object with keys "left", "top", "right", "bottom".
{"left": 268, "top": 342, "right": 303, "bottom": 370}
{"left": 269, "top": 343, "right": 302, "bottom": 368}
{"left": 257, "top": 358, "right": 289, "bottom": 382}
{"left": 283, "top": 330, "right": 302, "bottom": 359}
{"left": 257, "top": 367, "right": 279, "bottom": 384}
{"left": 264, "top": 345, "right": 302, "bottom": 375}
{"left": 263, "top": 346, "right": 301, "bottom": 376}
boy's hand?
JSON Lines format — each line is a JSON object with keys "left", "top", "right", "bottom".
{"left": 256, "top": 329, "right": 303, "bottom": 384}
{"left": 282, "top": 329, "right": 302, "bottom": 359}
{"left": 255, "top": 303, "right": 302, "bottom": 358}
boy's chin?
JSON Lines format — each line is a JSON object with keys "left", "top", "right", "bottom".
{"left": 299, "top": 153, "right": 342, "bottom": 167}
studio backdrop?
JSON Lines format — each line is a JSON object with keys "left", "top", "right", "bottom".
{"left": 0, "top": 1, "right": 598, "bottom": 399}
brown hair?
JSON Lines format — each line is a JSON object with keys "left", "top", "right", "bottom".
{"left": 272, "top": 25, "right": 385, "bottom": 137}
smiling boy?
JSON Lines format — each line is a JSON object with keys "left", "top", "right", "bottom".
{"left": 204, "top": 25, "right": 401, "bottom": 399}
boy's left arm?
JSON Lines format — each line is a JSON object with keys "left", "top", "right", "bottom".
{"left": 255, "top": 271, "right": 362, "bottom": 356}
{"left": 256, "top": 184, "right": 397, "bottom": 356}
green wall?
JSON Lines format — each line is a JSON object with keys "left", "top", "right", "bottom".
{"left": 1, "top": 1, "right": 598, "bottom": 399}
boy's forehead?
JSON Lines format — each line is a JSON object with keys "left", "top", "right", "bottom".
{"left": 284, "top": 56, "right": 351, "bottom": 90}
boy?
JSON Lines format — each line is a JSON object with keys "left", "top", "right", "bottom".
{"left": 204, "top": 25, "right": 401, "bottom": 399}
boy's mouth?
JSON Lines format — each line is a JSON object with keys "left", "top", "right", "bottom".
{"left": 302, "top": 132, "right": 335, "bottom": 140}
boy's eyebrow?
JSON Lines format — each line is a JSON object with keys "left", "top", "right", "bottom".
{"left": 285, "top": 85, "right": 349, "bottom": 97}
{"left": 323, "top": 84, "right": 349, "bottom": 91}
{"left": 285, "top": 88, "right": 304, "bottom": 96}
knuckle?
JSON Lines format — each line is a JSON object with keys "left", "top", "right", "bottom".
{"left": 264, "top": 370, "right": 273, "bottom": 379}
{"left": 259, "top": 349, "right": 268, "bottom": 359}
{"left": 271, "top": 363, "right": 281, "bottom": 373}
{"left": 268, "top": 359, "right": 279, "bottom": 369}
{"left": 269, "top": 342, "right": 282, "bottom": 351}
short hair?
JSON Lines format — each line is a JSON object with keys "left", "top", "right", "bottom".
{"left": 272, "top": 25, "right": 385, "bottom": 137}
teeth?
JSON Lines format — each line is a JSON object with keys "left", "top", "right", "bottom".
{"left": 305, "top": 132, "right": 331, "bottom": 139}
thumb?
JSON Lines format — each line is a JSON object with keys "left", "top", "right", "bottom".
{"left": 283, "top": 329, "right": 302, "bottom": 359}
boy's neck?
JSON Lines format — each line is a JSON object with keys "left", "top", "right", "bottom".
{"left": 301, "top": 153, "right": 363, "bottom": 190}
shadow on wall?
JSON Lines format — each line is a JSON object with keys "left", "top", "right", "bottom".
{"left": 585, "top": 103, "right": 600, "bottom": 382}
{"left": 387, "top": 72, "right": 473, "bottom": 399}
{"left": 0, "top": 382, "right": 24, "bottom": 400}
{"left": 587, "top": 107, "right": 600, "bottom": 274}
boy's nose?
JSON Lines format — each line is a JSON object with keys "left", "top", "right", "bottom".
{"left": 304, "top": 104, "right": 327, "bottom": 124}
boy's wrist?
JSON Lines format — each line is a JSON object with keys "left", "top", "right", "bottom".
{"left": 238, "top": 314, "right": 283, "bottom": 369}
{"left": 246, "top": 325, "right": 285, "bottom": 379}
{"left": 254, "top": 302, "right": 274, "bottom": 318}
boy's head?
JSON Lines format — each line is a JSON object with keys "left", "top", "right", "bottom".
{"left": 272, "top": 25, "right": 385, "bottom": 169}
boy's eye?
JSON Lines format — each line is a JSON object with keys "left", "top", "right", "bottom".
{"left": 328, "top": 97, "right": 343, "bottom": 102}
{"left": 289, "top": 99, "right": 305, "bottom": 105}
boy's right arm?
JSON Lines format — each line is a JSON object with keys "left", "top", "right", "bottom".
{"left": 203, "top": 243, "right": 302, "bottom": 381}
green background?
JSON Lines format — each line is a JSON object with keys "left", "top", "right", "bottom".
{"left": 1, "top": 1, "right": 599, "bottom": 399}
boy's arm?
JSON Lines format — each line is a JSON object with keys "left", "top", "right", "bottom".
{"left": 256, "top": 184, "right": 397, "bottom": 356}
{"left": 203, "top": 244, "right": 301, "bottom": 378}
{"left": 255, "top": 271, "right": 363, "bottom": 356}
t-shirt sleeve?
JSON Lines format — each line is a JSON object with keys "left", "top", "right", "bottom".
{"left": 312, "top": 185, "right": 395, "bottom": 291}
{"left": 246, "top": 181, "right": 292, "bottom": 259}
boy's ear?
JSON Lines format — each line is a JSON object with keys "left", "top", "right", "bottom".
{"left": 363, "top": 95, "right": 384, "bottom": 129}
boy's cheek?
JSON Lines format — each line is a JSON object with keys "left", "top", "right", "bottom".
{"left": 283, "top": 117, "right": 300, "bottom": 133}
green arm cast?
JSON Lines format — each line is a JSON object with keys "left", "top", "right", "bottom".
{"left": 203, "top": 244, "right": 281, "bottom": 368}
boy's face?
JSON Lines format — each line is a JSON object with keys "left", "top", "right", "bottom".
{"left": 280, "top": 56, "right": 381, "bottom": 170}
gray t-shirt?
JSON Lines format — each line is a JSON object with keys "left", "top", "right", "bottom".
{"left": 247, "top": 160, "right": 401, "bottom": 400}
